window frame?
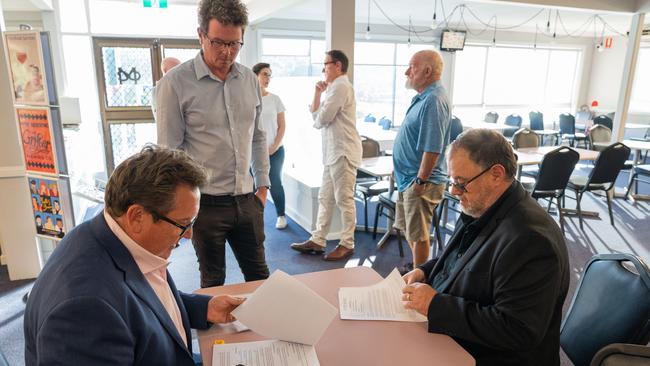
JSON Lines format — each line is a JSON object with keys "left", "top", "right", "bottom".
{"left": 92, "top": 37, "right": 198, "bottom": 172}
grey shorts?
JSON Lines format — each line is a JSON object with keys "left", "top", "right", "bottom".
{"left": 394, "top": 182, "right": 445, "bottom": 242}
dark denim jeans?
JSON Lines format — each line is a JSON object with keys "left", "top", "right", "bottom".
{"left": 192, "top": 193, "right": 269, "bottom": 288}
{"left": 269, "top": 145, "right": 286, "bottom": 217}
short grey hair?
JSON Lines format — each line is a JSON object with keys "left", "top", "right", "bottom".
{"left": 450, "top": 129, "right": 517, "bottom": 179}
{"left": 198, "top": 0, "right": 248, "bottom": 34}
{"left": 105, "top": 145, "right": 207, "bottom": 219}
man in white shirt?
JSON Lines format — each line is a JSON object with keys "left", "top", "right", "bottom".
{"left": 291, "top": 50, "right": 362, "bottom": 261}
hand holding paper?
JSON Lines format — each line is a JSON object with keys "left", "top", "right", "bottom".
{"left": 338, "top": 268, "right": 427, "bottom": 322}
{"left": 231, "top": 270, "right": 337, "bottom": 345}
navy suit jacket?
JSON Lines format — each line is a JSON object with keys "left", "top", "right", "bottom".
{"left": 24, "top": 214, "right": 212, "bottom": 365}
{"left": 421, "top": 183, "right": 569, "bottom": 366}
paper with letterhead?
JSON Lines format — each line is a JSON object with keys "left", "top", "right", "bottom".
{"left": 231, "top": 270, "right": 337, "bottom": 345}
{"left": 338, "top": 268, "right": 427, "bottom": 322}
{"left": 212, "top": 339, "right": 319, "bottom": 366}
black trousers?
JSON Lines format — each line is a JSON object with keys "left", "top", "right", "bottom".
{"left": 192, "top": 193, "right": 269, "bottom": 288}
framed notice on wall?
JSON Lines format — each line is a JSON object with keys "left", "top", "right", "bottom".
{"left": 27, "top": 175, "right": 73, "bottom": 240}
{"left": 4, "top": 31, "right": 51, "bottom": 106}
{"left": 15, "top": 107, "right": 68, "bottom": 175}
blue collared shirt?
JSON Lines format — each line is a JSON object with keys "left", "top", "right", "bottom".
{"left": 155, "top": 52, "right": 270, "bottom": 195}
{"left": 393, "top": 82, "right": 451, "bottom": 192}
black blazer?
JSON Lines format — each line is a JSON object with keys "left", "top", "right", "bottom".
{"left": 25, "top": 214, "right": 213, "bottom": 365}
{"left": 421, "top": 183, "right": 569, "bottom": 366}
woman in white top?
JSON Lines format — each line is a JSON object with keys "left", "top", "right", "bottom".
{"left": 253, "top": 63, "right": 288, "bottom": 229}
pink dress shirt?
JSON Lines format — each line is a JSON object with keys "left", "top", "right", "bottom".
{"left": 104, "top": 211, "right": 188, "bottom": 346}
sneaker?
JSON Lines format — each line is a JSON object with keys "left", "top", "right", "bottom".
{"left": 275, "top": 216, "right": 287, "bottom": 229}
{"left": 398, "top": 262, "right": 414, "bottom": 276}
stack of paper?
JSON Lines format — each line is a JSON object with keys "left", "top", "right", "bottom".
{"left": 212, "top": 270, "right": 337, "bottom": 366}
{"left": 212, "top": 340, "right": 319, "bottom": 366}
{"left": 338, "top": 268, "right": 427, "bottom": 322}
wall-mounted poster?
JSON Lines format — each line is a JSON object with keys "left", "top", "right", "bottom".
{"left": 4, "top": 31, "right": 49, "bottom": 106}
{"left": 28, "top": 175, "right": 73, "bottom": 240}
{"left": 16, "top": 107, "right": 57, "bottom": 175}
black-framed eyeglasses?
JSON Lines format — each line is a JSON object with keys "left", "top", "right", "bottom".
{"left": 154, "top": 213, "right": 197, "bottom": 237}
{"left": 201, "top": 30, "right": 243, "bottom": 51}
{"left": 323, "top": 61, "right": 336, "bottom": 67}
{"left": 449, "top": 164, "right": 496, "bottom": 193}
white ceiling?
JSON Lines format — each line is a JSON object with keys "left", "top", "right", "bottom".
{"left": 0, "top": 0, "right": 636, "bottom": 36}
{"left": 274, "top": 0, "right": 634, "bottom": 36}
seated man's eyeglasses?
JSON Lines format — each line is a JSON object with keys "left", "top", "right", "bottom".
{"left": 152, "top": 212, "right": 197, "bottom": 237}
{"left": 201, "top": 30, "right": 243, "bottom": 51}
{"left": 450, "top": 164, "right": 496, "bottom": 193}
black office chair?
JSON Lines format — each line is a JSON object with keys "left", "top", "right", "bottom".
{"left": 590, "top": 343, "right": 650, "bottom": 366}
{"left": 529, "top": 146, "right": 579, "bottom": 233}
{"left": 450, "top": 116, "right": 463, "bottom": 142}
{"left": 567, "top": 142, "right": 631, "bottom": 229}
{"left": 503, "top": 114, "right": 523, "bottom": 138}
{"left": 561, "top": 254, "right": 650, "bottom": 366}
{"left": 372, "top": 191, "right": 404, "bottom": 257}
{"left": 484, "top": 111, "right": 499, "bottom": 124}
{"left": 356, "top": 136, "right": 389, "bottom": 231}
{"left": 559, "top": 113, "right": 587, "bottom": 147}
{"left": 625, "top": 164, "right": 650, "bottom": 200}
{"left": 529, "top": 111, "right": 544, "bottom": 131}
{"left": 593, "top": 115, "right": 613, "bottom": 131}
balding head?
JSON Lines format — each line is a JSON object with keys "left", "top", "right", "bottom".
{"left": 405, "top": 49, "right": 444, "bottom": 92}
{"left": 161, "top": 57, "right": 181, "bottom": 75}
{"left": 414, "top": 50, "right": 443, "bottom": 81}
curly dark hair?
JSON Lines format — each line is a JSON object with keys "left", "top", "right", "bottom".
{"left": 198, "top": 0, "right": 248, "bottom": 33}
{"left": 104, "top": 145, "right": 207, "bottom": 219}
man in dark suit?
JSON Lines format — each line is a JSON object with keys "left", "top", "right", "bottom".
{"left": 402, "top": 129, "right": 569, "bottom": 366}
{"left": 24, "top": 145, "right": 244, "bottom": 365}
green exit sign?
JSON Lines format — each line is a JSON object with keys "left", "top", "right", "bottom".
{"left": 143, "top": 0, "right": 168, "bottom": 8}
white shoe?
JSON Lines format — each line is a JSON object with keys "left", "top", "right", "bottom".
{"left": 275, "top": 216, "right": 287, "bottom": 229}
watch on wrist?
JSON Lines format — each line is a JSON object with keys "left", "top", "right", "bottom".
{"left": 415, "top": 177, "right": 426, "bottom": 185}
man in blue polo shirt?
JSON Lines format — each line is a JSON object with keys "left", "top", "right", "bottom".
{"left": 393, "top": 50, "right": 451, "bottom": 272}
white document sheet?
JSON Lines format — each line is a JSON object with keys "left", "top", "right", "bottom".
{"left": 212, "top": 340, "right": 319, "bottom": 366}
{"left": 231, "top": 270, "right": 337, "bottom": 345}
{"left": 338, "top": 268, "right": 427, "bottom": 322}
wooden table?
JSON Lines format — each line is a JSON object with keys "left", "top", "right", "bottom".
{"left": 195, "top": 267, "right": 475, "bottom": 366}
{"left": 358, "top": 156, "right": 395, "bottom": 249}
{"left": 356, "top": 122, "right": 398, "bottom": 152}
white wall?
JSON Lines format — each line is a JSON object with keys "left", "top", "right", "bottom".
{"left": 585, "top": 35, "right": 628, "bottom": 111}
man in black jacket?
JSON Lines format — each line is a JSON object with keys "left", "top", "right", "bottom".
{"left": 402, "top": 128, "right": 569, "bottom": 366}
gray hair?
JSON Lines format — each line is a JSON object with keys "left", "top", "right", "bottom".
{"left": 198, "top": 0, "right": 248, "bottom": 34}
{"left": 105, "top": 145, "right": 207, "bottom": 219}
{"left": 450, "top": 129, "right": 517, "bottom": 179}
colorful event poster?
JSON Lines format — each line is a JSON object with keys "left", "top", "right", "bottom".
{"left": 16, "top": 107, "right": 57, "bottom": 174}
{"left": 4, "top": 31, "right": 48, "bottom": 105}
{"left": 28, "top": 176, "right": 66, "bottom": 240}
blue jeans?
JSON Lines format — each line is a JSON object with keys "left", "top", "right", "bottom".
{"left": 269, "top": 146, "right": 286, "bottom": 216}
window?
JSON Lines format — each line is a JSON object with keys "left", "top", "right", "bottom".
{"left": 354, "top": 42, "right": 431, "bottom": 126}
{"left": 93, "top": 37, "right": 199, "bottom": 171}
{"left": 259, "top": 37, "right": 324, "bottom": 170}
{"left": 453, "top": 45, "right": 581, "bottom": 126}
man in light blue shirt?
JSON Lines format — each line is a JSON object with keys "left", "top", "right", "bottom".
{"left": 156, "top": 0, "right": 270, "bottom": 288}
{"left": 393, "top": 50, "right": 451, "bottom": 272}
